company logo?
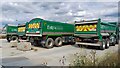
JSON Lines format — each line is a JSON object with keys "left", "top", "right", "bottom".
{"left": 47, "top": 25, "right": 63, "bottom": 30}
{"left": 28, "top": 23, "right": 40, "bottom": 28}
{"left": 76, "top": 24, "right": 97, "bottom": 31}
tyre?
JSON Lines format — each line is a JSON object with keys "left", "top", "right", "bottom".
{"left": 100, "top": 40, "right": 106, "bottom": 50}
{"left": 45, "top": 38, "right": 54, "bottom": 49}
{"left": 7, "top": 37, "right": 11, "bottom": 42}
{"left": 12, "top": 36, "right": 17, "bottom": 41}
{"left": 55, "top": 37, "right": 62, "bottom": 47}
{"left": 105, "top": 39, "right": 110, "bottom": 49}
{"left": 7, "top": 39, "right": 11, "bottom": 42}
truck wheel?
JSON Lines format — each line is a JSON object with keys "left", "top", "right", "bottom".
{"left": 12, "top": 36, "right": 17, "bottom": 41}
{"left": 100, "top": 40, "right": 106, "bottom": 50}
{"left": 55, "top": 37, "right": 62, "bottom": 47}
{"left": 7, "top": 37, "right": 11, "bottom": 42}
{"left": 7, "top": 39, "right": 11, "bottom": 42}
{"left": 105, "top": 39, "right": 110, "bottom": 49}
{"left": 45, "top": 38, "right": 54, "bottom": 49}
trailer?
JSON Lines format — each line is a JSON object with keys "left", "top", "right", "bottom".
{"left": 17, "top": 23, "right": 28, "bottom": 41}
{"left": 26, "top": 18, "right": 75, "bottom": 48}
{"left": 3, "top": 24, "right": 18, "bottom": 42}
{"left": 74, "top": 18, "right": 117, "bottom": 50}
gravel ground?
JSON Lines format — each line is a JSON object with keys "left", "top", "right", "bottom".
{"left": 0, "top": 39, "right": 119, "bottom": 66}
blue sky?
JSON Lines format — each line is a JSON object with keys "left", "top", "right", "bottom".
{"left": 0, "top": 0, "right": 119, "bottom": 28}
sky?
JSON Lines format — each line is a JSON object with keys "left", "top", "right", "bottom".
{"left": 0, "top": 0, "right": 120, "bottom": 28}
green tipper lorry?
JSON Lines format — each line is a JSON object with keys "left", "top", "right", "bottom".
{"left": 3, "top": 24, "right": 18, "bottom": 42}
{"left": 3, "top": 23, "right": 28, "bottom": 42}
{"left": 74, "top": 18, "right": 118, "bottom": 50}
{"left": 26, "top": 18, "right": 75, "bottom": 48}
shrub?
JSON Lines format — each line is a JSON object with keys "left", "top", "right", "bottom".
{"left": 70, "top": 50, "right": 119, "bottom": 67}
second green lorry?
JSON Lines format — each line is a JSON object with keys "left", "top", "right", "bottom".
{"left": 74, "top": 18, "right": 118, "bottom": 50}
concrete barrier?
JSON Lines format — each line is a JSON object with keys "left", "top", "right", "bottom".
{"left": 17, "top": 42, "right": 32, "bottom": 51}
{"left": 10, "top": 40, "right": 18, "bottom": 47}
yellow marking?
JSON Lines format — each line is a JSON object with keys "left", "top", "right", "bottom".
{"left": 18, "top": 27, "right": 25, "bottom": 32}
{"left": 84, "top": 28, "right": 87, "bottom": 31}
{"left": 76, "top": 24, "right": 97, "bottom": 31}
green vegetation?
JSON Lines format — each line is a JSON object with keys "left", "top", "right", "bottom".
{"left": 98, "top": 51, "right": 119, "bottom": 66}
{"left": 70, "top": 49, "right": 119, "bottom": 67}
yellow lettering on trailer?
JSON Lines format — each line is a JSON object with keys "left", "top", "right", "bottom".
{"left": 28, "top": 23, "right": 40, "bottom": 28}
{"left": 33, "top": 23, "right": 35, "bottom": 28}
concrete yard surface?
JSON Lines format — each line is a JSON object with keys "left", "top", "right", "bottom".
{"left": 0, "top": 39, "right": 119, "bottom": 66}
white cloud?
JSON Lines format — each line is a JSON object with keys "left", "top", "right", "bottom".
{"left": 3, "top": 0, "right": 118, "bottom": 2}
{"left": 4, "top": 18, "right": 15, "bottom": 22}
{"left": 67, "top": 10, "right": 73, "bottom": 16}
{"left": 74, "top": 11, "right": 86, "bottom": 16}
{"left": 1, "top": 2, "right": 119, "bottom": 28}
